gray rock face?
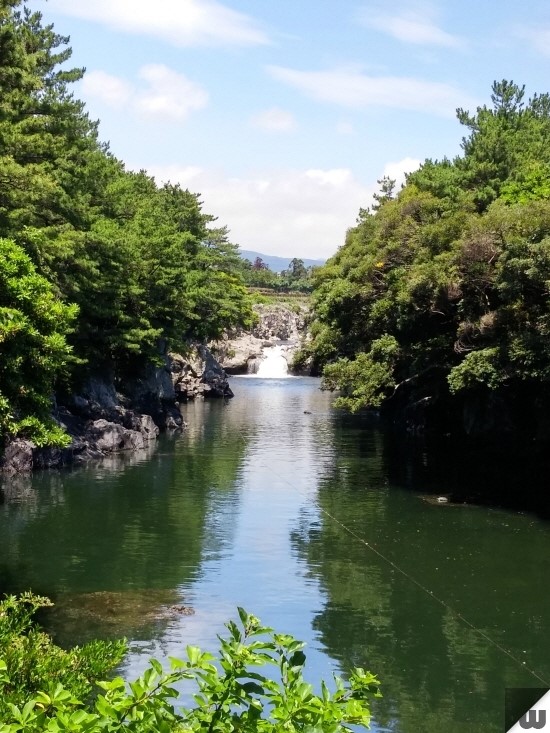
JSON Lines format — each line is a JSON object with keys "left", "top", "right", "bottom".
{"left": 87, "top": 419, "right": 146, "bottom": 453}
{"left": 1, "top": 345, "right": 232, "bottom": 473}
{"left": 213, "top": 304, "right": 308, "bottom": 374}
{"left": 1, "top": 439, "right": 34, "bottom": 474}
{"left": 169, "top": 344, "right": 233, "bottom": 401}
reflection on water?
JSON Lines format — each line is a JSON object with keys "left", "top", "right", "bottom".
{"left": 1, "top": 378, "right": 550, "bottom": 732}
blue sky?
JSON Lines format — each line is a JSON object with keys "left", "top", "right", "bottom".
{"left": 37, "top": 0, "right": 550, "bottom": 259}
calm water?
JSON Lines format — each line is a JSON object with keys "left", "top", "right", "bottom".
{"left": 1, "top": 376, "right": 550, "bottom": 732}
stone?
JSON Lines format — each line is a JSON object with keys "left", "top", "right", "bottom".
{"left": 86, "top": 419, "right": 145, "bottom": 453}
{"left": 213, "top": 303, "right": 309, "bottom": 375}
{"left": 1, "top": 438, "right": 34, "bottom": 473}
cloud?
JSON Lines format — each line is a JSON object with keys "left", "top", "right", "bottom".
{"left": 518, "top": 26, "right": 550, "bottom": 56}
{"left": 250, "top": 107, "right": 296, "bottom": 133}
{"left": 267, "top": 65, "right": 477, "bottom": 118}
{"left": 136, "top": 65, "right": 209, "bottom": 120}
{"left": 359, "top": 8, "right": 464, "bottom": 49}
{"left": 146, "top": 164, "right": 376, "bottom": 259}
{"left": 336, "top": 120, "right": 354, "bottom": 135}
{"left": 81, "top": 70, "right": 132, "bottom": 108}
{"left": 82, "top": 65, "right": 209, "bottom": 122}
{"left": 48, "top": 0, "right": 269, "bottom": 47}
{"left": 383, "top": 156, "right": 422, "bottom": 187}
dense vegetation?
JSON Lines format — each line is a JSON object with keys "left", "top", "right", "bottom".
{"left": 0, "top": 0, "right": 254, "bottom": 446}
{"left": 0, "top": 595, "right": 380, "bottom": 732}
{"left": 301, "top": 81, "right": 550, "bottom": 439}
{"left": 240, "top": 257, "right": 317, "bottom": 293}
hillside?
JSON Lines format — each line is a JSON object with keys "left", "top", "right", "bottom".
{"left": 239, "top": 249, "right": 326, "bottom": 273}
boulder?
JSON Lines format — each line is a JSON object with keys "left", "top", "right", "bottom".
{"left": 86, "top": 419, "right": 145, "bottom": 453}
{"left": 1, "top": 439, "right": 34, "bottom": 474}
{"left": 169, "top": 344, "right": 233, "bottom": 400}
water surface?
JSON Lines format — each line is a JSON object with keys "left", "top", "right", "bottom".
{"left": 1, "top": 376, "right": 549, "bottom": 733}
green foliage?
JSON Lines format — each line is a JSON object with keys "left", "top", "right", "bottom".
{"left": 323, "top": 337, "right": 399, "bottom": 412}
{"left": 0, "top": 1, "right": 255, "bottom": 444}
{"left": 447, "top": 348, "right": 502, "bottom": 392}
{"left": 0, "top": 593, "right": 126, "bottom": 718}
{"left": 0, "top": 238, "right": 76, "bottom": 445}
{"left": 0, "top": 599, "right": 380, "bottom": 733}
{"left": 240, "top": 258, "right": 317, "bottom": 293}
{"left": 306, "top": 80, "right": 550, "bottom": 419}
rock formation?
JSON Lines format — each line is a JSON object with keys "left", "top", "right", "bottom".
{"left": 212, "top": 304, "right": 308, "bottom": 375}
{"left": 1, "top": 344, "right": 232, "bottom": 473}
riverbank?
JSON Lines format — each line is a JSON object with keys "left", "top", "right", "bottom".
{"left": 0, "top": 344, "right": 232, "bottom": 474}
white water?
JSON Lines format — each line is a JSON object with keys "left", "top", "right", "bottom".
{"left": 256, "top": 345, "right": 289, "bottom": 378}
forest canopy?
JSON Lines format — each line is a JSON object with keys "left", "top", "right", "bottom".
{"left": 301, "top": 80, "right": 550, "bottom": 439}
{"left": 0, "top": 0, "right": 254, "bottom": 445}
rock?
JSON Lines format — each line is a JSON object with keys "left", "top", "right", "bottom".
{"left": 86, "top": 419, "right": 145, "bottom": 453}
{"left": 71, "top": 394, "right": 90, "bottom": 413}
{"left": 80, "top": 376, "right": 118, "bottom": 414}
{"left": 213, "top": 304, "right": 309, "bottom": 375}
{"left": 1, "top": 344, "right": 230, "bottom": 472}
{"left": 1, "top": 438, "right": 34, "bottom": 473}
{"left": 169, "top": 344, "right": 233, "bottom": 400}
{"left": 164, "top": 405, "right": 184, "bottom": 430}
{"left": 33, "top": 446, "right": 73, "bottom": 470}
{"left": 138, "top": 414, "right": 160, "bottom": 440}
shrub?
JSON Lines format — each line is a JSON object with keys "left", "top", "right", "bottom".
{"left": 0, "top": 596, "right": 381, "bottom": 732}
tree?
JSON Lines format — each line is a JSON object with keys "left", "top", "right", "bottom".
{"left": 0, "top": 239, "right": 76, "bottom": 446}
{"left": 372, "top": 176, "right": 396, "bottom": 211}
{"left": 0, "top": 0, "right": 256, "bottom": 445}
{"left": 253, "top": 256, "right": 269, "bottom": 270}
{"left": 302, "top": 82, "right": 550, "bottom": 436}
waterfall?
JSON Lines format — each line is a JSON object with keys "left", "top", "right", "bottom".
{"left": 256, "top": 345, "right": 289, "bottom": 378}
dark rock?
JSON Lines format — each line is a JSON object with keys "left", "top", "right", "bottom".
{"left": 86, "top": 419, "right": 145, "bottom": 453}
{"left": 1, "top": 344, "right": 230, "bottom": 472}
{"left": 1, "top": 439, "right": 34, "bottom": 474}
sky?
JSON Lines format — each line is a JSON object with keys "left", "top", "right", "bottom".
{"left": 35, "top": 0, "right": 550, "bottom": 260}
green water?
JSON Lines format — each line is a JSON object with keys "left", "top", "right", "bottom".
{"left": 1, "top": 376, "right": 549, "bottom": 732}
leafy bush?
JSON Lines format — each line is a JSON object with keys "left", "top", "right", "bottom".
{"left": 0, "top": 593, "right": 126, "bottom": 718}
{"left": 0, "top": 596, "right": 380, "bottom": 732}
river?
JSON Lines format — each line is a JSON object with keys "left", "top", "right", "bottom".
{"left": 1, "top": 376, "right": 550, "bottom": 732}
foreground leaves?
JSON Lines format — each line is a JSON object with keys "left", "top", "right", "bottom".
{"left": 0, "top": 597, "right": 380, "bottom": 733}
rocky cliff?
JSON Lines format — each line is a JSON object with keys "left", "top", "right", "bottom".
{"left": 212, "top": 304, "right": 308, "bottom": 375}
{"left": 1, "top": 344, "right": 232, "bottom": 473}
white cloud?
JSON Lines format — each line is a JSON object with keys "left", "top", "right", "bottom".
{"left": 383, "top": 156, "right": 422, "bottom": 187}
{"left": 250, "top": 107, "right": 296, "bottom": 133}
{"left": 82, "top": 65, "right": 209, "bottom": 122}
{"left": 81, "top": 70, "right": 132, "bottom": 107}
{"left": 267, "top": 65, "right": 477, "bottom": 118}
{"left": 146, "top": 164, "right": 377, "bottom": 259}
{"left": 336, "top": 120, "right": 354, "bottom": 135}
{"left": 48, "top": 0, "right": 269, "bottom": 47}
{"left": 519, "top": 26, "right": 550, "bottom": 56}
{"left": 136, "top": 65, "right": 209, "bottom": 121}
{"left": 359, "top": 8, "right": 464, "bottom": 49}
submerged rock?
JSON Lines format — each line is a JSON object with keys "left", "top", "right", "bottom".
{"left": 44, "top": 589, "right": 194, "bottom": 643}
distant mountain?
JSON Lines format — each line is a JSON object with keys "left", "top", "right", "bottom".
{"left": 239, "top": 249, "right": 326, "bottom": 273}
